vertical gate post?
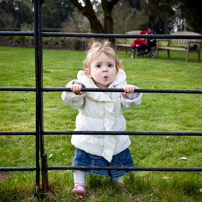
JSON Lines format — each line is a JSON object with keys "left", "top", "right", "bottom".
{"left": 33, "top": 0, "right": 40, "bottom": 196}
{"left": 33, "top": 0, "right": 48, "bottom": 193}
{"left": 42, "top": 152, "right": 48, "bottom": 192}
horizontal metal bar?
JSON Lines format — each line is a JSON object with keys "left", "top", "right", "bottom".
{"left": 1, "top": 87, "right": 201, "bottom": 94}
{"left": 0, "top": 31, "right": 201, "bottom": 39}
{"left": 43, "top": 88, "right": 202, "bottom": 94}
{"left": 46, "top": 166, "right": 202, "bottom": 172}
{"left": 0, "top": 31, "right": 34, "bottom": 36}
{"left": 0, "top": 87, "right": 36, "bottom": 91}
{"left": 0, "top": 131, "right": 36, "bottom": 136}
{"left": 41, "top": 33, "right": 202, "bottom": 39}
{"left": 0, "top": 167, "right": 36, "bottom": 171}
{"left": 43, "top": 131, "right": 202, "bottom": 136}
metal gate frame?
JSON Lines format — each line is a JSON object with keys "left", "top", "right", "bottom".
{"left": 0, "top": 0, "right": 202, "bottom": 195}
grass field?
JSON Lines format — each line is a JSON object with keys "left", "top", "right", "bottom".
{"left": 0, "top": 46, "right": 202, "bottom": 201}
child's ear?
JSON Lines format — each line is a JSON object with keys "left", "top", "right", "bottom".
{"left": 85, "top": 68, "right": 93, "bottom": 78}
{"left": 116, "top": 68, "right": 119, "bottom": 75}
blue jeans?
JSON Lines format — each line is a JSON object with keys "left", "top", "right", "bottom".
{"left": 72, "top": 148, "right": 135, "bottom": 179}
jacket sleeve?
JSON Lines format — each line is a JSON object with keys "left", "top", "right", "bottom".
{"left": 61, "top": 80, "right": 86, "bottom": 109}
{"left": 121, "top": 86, "right": 142, "bottom": 109}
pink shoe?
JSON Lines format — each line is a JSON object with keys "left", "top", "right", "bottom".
{"left": 113, "top": 182, "right": 124, "bottom": 187}
{"left": 72, "top": 183, "right": 86, "bottom": 194}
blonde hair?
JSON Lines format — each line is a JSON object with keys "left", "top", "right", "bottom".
{"left": 83, "top": 40, "right": 123, "bottom": 71}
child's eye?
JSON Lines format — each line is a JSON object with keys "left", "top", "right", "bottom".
{"left": 96, "top": 64, "right": 101, "bottom": 68}
{"left": 108, "top": 64, "right": 113, "bottom": 67}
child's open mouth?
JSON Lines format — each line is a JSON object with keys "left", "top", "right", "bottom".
{"left": 103, "top": 75, "right": 108, "bottom": 80}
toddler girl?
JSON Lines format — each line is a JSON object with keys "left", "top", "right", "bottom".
{"left": 61, "top": 41, "right": 142, "bottom": 193}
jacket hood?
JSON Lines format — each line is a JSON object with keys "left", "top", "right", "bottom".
{"left": 76, "top": 69, "right": 127, "bottom": 103}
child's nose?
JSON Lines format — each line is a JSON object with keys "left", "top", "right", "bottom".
{"left": 102, "top": 66, "right": 108, "bottom": 72}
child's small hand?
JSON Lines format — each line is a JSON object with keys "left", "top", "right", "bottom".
{"left": 71, "top": 84, "right": 83, "bottom": 95}
{"left": 123, "top": 85, "right": 135, "bottom": 95}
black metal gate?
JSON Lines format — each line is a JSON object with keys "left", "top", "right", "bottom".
{"left": 0, "top": 0, "right": 202, "bottom": 195}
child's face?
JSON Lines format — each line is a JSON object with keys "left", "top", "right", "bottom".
{"left": 87, "top": 53, "right": 117, "bottom": 88}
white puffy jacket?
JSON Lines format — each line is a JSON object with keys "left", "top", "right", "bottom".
{"left": 61, "top": 69, "right": 142, "bottom": 162}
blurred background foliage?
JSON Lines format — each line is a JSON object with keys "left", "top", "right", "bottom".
{"left": 0, "top": 0, "right": 202, "bottom": 34}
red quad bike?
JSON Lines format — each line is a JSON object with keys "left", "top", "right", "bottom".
{"left": 131, "top": 28, "right": 156, "bottom": 59}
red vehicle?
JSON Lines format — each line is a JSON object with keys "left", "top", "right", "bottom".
{"left": 131, "top": 28, "right": 156, "bottom": 58}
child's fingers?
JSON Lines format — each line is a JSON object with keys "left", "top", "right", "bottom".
{"left": 71, "top": 84, "right": 83, "bottom": 94}
{"left": 123, "top": 85, "right": 135, "bottom": 94}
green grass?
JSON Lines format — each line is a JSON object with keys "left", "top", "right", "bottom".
{"left": 0, "top": 46, "right": 202, "bottom": 201}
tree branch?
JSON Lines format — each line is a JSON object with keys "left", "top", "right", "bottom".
{"left": 110, "top": 0, "right": 120, "bottom": 6}
{"left": 69, "top": 0, "right": 83, "bottom": 11}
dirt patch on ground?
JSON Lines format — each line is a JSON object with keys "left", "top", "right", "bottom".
{"left": 0, "top": 172, "right": 10, "bottom": 181}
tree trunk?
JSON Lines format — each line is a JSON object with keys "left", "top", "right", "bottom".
{"left": 69, "top": 0, "right": 120, "bottom": 34}
{"left": 84, "top": 13, "right": 104, "bottom": 34}
{"left": 69, "top": 0, "right": 104, "bottom": 33}
{"left": 102, "top": 0, "right": 114, "bottom": 34}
